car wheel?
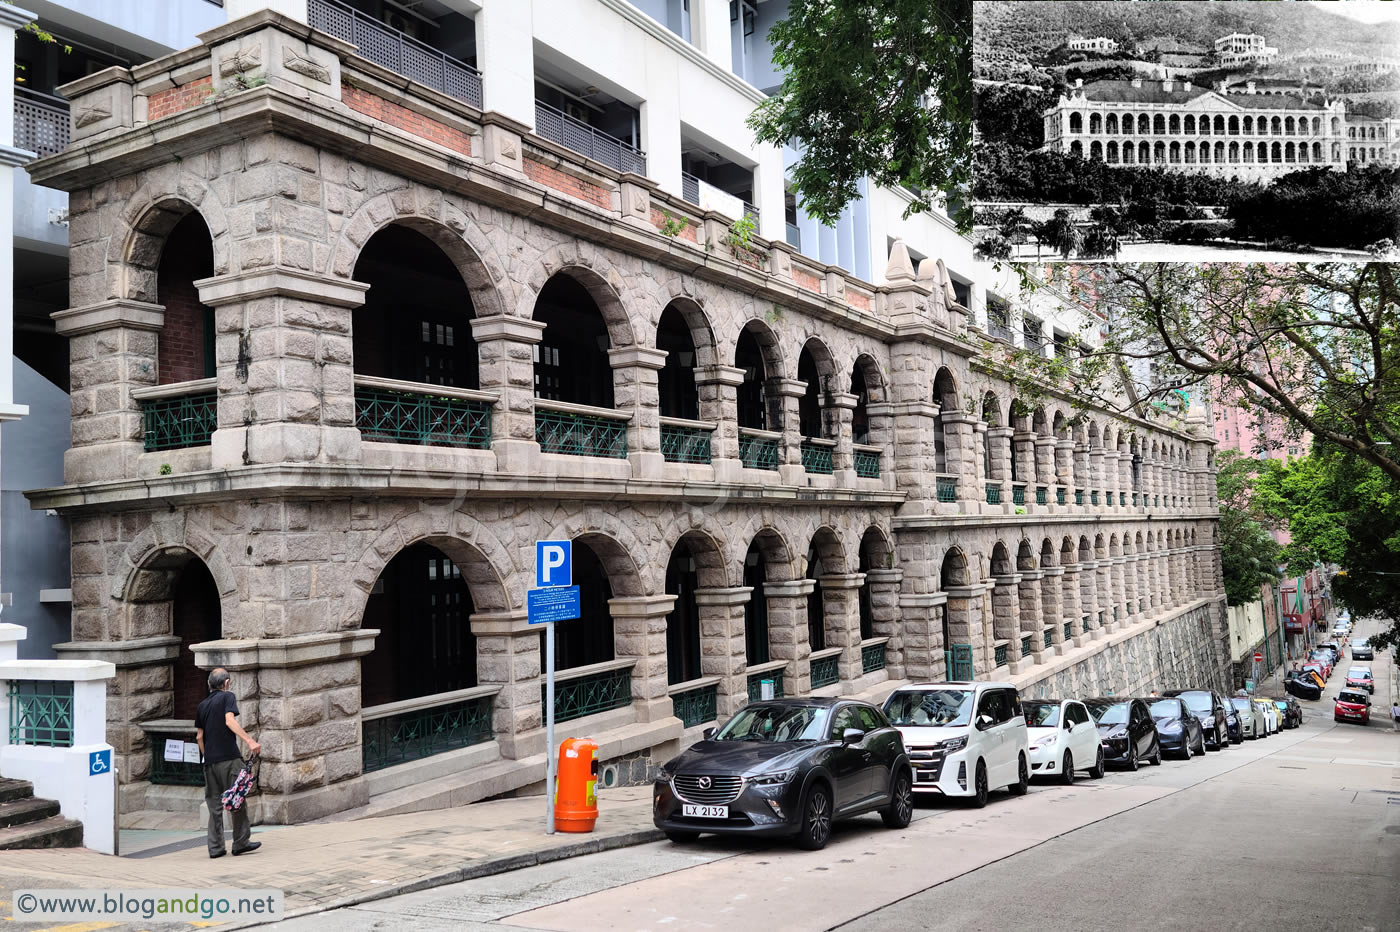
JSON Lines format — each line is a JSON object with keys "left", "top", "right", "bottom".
{"left": 1009, "top": 754, "right": 1030, "bottom": 796}
{"left": 970, "top": 760, "right": 990, "bottom": 809}
{"left": 1060, "top": 750, "right": 1076, "bottom": 786}
{"left": 665, "top": 830, "right": 700, "bottom": 844}
{"left": 1089, "top": 746, "right": 1106, "bottom": 779}
{"left": 1149, "top": 739, "right": 1162, "bottom": 766}
{"left": 881, "top": 771, "right": 913, "bottom": 829}
{"left": 797, "top": 783, "right": 833, "bottom": 850}
{"left": 1125, "top": 744, "right": 1139, "bottom": 772}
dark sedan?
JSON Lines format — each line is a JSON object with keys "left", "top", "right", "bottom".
{"left": 1270, "top": 696, "right": 1303, "bottom": 729}
{"left": 1284, "top": 673, "right": 1323, "bottom": 702}
{"left": 1144, "top": 697, "right": 1204, "bottom": 759}
{"left": 653, "top": 698, "right": 912, "bottom": 850}
{"left": 1162, "top": 689, "right": 1231, "bottom": 750}
{"left": 1084, "top": 698, "right": 1161, "bottom": 770}
{"left": 1224, "top": 706, "right": 1244, "bottom": 744}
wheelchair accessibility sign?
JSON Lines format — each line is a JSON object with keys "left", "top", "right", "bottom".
{"left": 89, "top": 749, "right": 111, "bottom": 776}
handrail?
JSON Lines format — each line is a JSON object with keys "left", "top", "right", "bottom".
{"left": 554, "top": 656, "right": 636, "bottom": 684}
{"left": 534, "top": 99, "right": 646, "bottom": 175}
{"left": 131, "top": 377, "right": 217, "bottom": 402}
{"left": 533, "top": 397, "right": 633, "bottom": 421}
{"left": 666, "top": 675, "right": 722, "bottom": 696}
{"left": 354, "top": 374, "right": 499, "bottom": 405}
{"left": 659, "top": 414, "right": 717, "bottom": 431}
{"left": 361, "top": 683, "right": 502, "bottom": 722}
{"left": 744, "top": 658, "right": 789, "bottom": 676}
{"left": 808, "top": 646, "right": 843, "bottom": 661}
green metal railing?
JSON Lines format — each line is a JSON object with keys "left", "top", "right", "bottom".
{"left": 1075, "top": 489, "right": 1084, "bottom": 505}
{"left": 1090, "top": 491, "right": 1100, "bottom": 505}
{"left": 1020, "top": 634, "right": 1032, "bottom": 657}
{"left": 810, "top": 654, "right": 840, "bottom": 689}
{"left": 944, "top": 644, "right": 975, "bottom": 681}
{"left": 150, "top": 733, "right": 205, "bottom": 786}
{"left": 545, "top": 667, "right": 633, "bottom": 723}
{"left": 936, "top": 476, "right": 957, "bottom": 503}
{"left": 1036, "top": 486, "right": 1048, "bottom": 505}
{"left": 1063, "top": 621, "right": 1074, "bottom": 642}
{"left": 1133, "top": 492, "right": 1140, "bottom": 506}
{"left": 1056, "top": 487, "right": 1067, "bottom": 505}
{"left": 1120, "top": 492, "right": 1127, "bottom": 506}
{"left": 141, "top": 390, "right": 217, "bottom": 452}
{"left": 994, "top": 643, "right": 1008, "bottom": 667}
{"left": 800, "top": 439, "right": 834, "bottom": 474}
{"left": 739, "top": 432, "right": 781, "bottom": 470}
{"left": 1012, "top": 484, "right": 1026, "bottom": 506}
{"left": 362, "top": 694, "right": 494, "bottom": 773}
{"left": 1098, "top": 610, "right": 1105, "bottom": 628}
{"left": 1104, "top": 489, "right": 1112, "bottom": 504}
{"left": 854, "top": 448, "right": 881, "bottom": 478}
{"left": 861, "top": 642, "right": 886, "bottom": 673}
{"left": 1082, "top": 614, "right": 1091, "bottom": 634}
{"left": 986, "top": 483, "right": 1002, "bottom": 504}
{"left": 1154, "top": 495, "right": 1160, "bottom": 507}
{"left": 746, "top": 669, "right": 785, "bottom": 702}
{"left": 536, "top": 408, "right": 628, "bottom": 458}
{"left": 660, "top": 423, "right": 712, "bottom": 464}
{"left": 7, "top": 681, "right": 74, "bottom": 747}
{"left": 356, "top": 385, "right": 492, "bottom": 448}
{"left": 671, "top": 684, "right": 718, "bottom": 728}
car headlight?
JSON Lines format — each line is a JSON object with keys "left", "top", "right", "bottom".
{"left": 750, "top": 768, "right": 797, "bottom": 786}
{"left": 1107, "top": 729, "right": 1129, "bottom": 741}
{"left": 937, "top": 735, "right": 968, "bottom": 753}
{"left": 1201, "top": 716, "right": 1215, "bottom": 727}
{"left": 1030, "top": 734, "right": 1058, "bottom": 750}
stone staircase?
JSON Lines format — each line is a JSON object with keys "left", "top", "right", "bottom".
{"left": 0, "top": 778, "right": 83, "bottom": 849}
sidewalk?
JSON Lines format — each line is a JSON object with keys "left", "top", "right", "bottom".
{"left": 0, "top": 786, "right": 660, "bottom": 927}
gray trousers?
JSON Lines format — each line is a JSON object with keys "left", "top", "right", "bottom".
{"left": 205, "top": 758, "right": 251, "bottom": 855}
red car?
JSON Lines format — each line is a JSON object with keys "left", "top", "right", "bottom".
{"left": 1303, "top": 660, "right": 1331, "bottom": 681}
{"left": 1334, "top": 690, "right": 1371, "bottom": 725}
{"left": 1344, "top": 667, "right": 1375, "bottom": 694}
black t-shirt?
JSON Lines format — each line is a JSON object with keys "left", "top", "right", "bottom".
{"left": 195, "top": 689, "right": 241, "bottom": 765}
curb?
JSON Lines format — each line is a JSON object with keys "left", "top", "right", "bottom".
{"left": 225, "top": 825, "right": 665, "bottom": 929}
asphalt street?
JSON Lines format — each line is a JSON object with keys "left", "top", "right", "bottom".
{"left": 269, "top": 616, "right": 1399, "bottom": 932}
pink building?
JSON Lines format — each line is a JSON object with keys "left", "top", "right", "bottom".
{"left": 1211, "top": 379, "right": 1309, "bottom": 546}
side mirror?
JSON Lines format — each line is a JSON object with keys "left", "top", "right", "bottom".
{"left": 1063, "top": 719, "right": 1073, "bottom": 730}
{"left": 976, "top": 713, "right": 994, "bottom": 731}
{"left": 841, "top": 728, "right": 866, "bottom": 745}
{"left": 702, "top": 727, "right": 717, "bottom": 740}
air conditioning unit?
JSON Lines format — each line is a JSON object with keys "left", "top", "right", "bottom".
{"left": 563, "top": 101, "right": 591, "bottom": 122}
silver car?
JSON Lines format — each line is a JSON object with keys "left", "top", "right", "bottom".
{"left": 1229, "top": 697, "right": 1262, "bottom": 739}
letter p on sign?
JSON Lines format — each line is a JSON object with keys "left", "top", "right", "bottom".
{"left": 536, "top": 540, "right": 572, "bottom": 588}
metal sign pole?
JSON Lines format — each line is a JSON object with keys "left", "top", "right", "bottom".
{"left": 545, "top": 619, "right": 556, "bottom": 835}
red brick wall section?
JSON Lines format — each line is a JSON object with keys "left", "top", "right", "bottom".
{"left": 792, "top": 267, "right": 823, "bottom": 293}
{"left": 848, "top": 291, "right": 871, "bottom": 313}
{"left": 523, "top": 156, "right": 612, "bottom": 211}
{"left": 147, "top": 76, "right": 213, "bottom": 122}
{"left": 157, "top": 214, "right": 213, "bottom": 385}
{"left": 343, "top": 85, "right": 473, "bottom": 158}
{"left": 649, "top": 207, "right": 699, "bottom": 243}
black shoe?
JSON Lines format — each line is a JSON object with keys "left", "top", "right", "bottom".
{"left": 232, "top": 841, "right": 261, "bottom": 856}
{"left": 209, "top": 849, "right": 227, "bottom": 859}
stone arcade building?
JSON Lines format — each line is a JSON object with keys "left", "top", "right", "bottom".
{"left": 26, "top": 11, "right": 1228, "bottom": 824}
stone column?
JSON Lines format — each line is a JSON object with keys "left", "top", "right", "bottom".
{"left": 972, "top": 420, "right": 988, "bottom": 486}
{"left": 1061, "top": 566, "right": 1084, "bottom": 648}
{"left": 888, "top": 399, "right": 941, "bottom": 513}
{"left": 828, "top": 391, "right": 859, "bottom": 483}
{"left": 1136, "top": 552, "right": 1150, "bottom": 617}
{"left": 1035, "top": 437, "right": 1056, "bottom": 510}
{"left": 943, "top": 412, "right": 979, "bottom": 508}
{"left": 1074, "top": 442, "right": 1090, "bottom": 506}
{"left": 1110, "top": 557, "right": 1127, "bottom": 631}
{"left": 471, "top": 609, "right": 540, "bottom": 759}
{"left": 899, "top": 592, "right": 944, "bottom": 680}
{"left": 1123, "top": 554, "right": 1140, "bottom": 623}
{"left": 774, "top": 378, "right": 807, "bottom": 485}
{"left": 1040, "top": 566, "right": 1064, "bottom": 656}
{"left": 1055, "top": 438, "right": 1075, "bottom": 500}
{"left": 1015, "top": 569, "right": 1042, "bottom": 671}
{"left": 986, "top": 425, "right": 1014, "bottom": 509}
{"left": 473, "top": 315, "right": 547, "bottom": 473}
{"left": 864, "top": 401, "right": 897, "bottom": 492}
{"left": 694, "top": 364, "right": 746, "bottom": 482}
{"left": 609, "top": 594, "right": 678, "bottom": 723}
{"left": 1012, "top": 429, "right": 1036, "bottom": 501}
{"left": 1104, "top": 450, "right": 1121, "bottom": 510}
{"left": 991, "top": 574, "right": 1022, "bottom": 669}
{"left": 865, "top": 568, "right": 904, "bottom": 678}
{"left": 609, "top": 346, "right": 669, "bottom": 480}
{"left": 764, "top": 579, "right": 815, "bottom": 695}
{"left": 197, "top": 269, "right": 367, "bottom": 469}
{"left": 820, "top": 573, "right": 865, "bottom": 689}
{"left": 1089, "top": 445, "right": 1106, "bottom": 508}
{"left": 694, "top": 587, "right": 752, "bottom": 718}
{"left": 943, "top": 583, "right": 990, "bottom": 676}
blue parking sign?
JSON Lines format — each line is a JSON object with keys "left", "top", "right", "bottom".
{"left": 536, "top": 540, "right": 571, "bottom": 588}
{"left": 89, "top": 749, "right": 111, "bottom": 776}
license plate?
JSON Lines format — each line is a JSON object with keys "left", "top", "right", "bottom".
{"left": 682, "top": 804, "right": 728, "bottom": 819}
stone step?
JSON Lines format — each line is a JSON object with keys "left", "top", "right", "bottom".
{"left": 0, "top": 795, "right": 59, "bottom": 829}
{"left": 0, "top": 778, "right": 35, "bottom": 804}
{"left": 0, "top": 815, "right": 83, "bottom": 850}
{"left": 354, "top": 753, "right": 550, "bottom": 820}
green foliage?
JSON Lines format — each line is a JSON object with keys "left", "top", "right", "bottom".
{"left": 1215, "top": 451, "right": 1282, "bottom": 606}
{"left": 726, "top": 214, "right": 757, "bottom": 251}
{"left": 1226, "top": 166, "right": 1400, "bottom": 251}
{"left": 158, "top": 463, "right": 172, "bottom": 476}
{"left": 749, "top": 0, "right": 971, "bottom": 231}
{"left": 975, "top": 144, "right": 1256, "bottom": 208}
{"left": 657, "top": 209, "right": 687, "bottom": 238}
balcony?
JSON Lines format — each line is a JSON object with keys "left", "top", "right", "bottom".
{"left": 309, "top": 0, "right": 483, "bottom": 108}
{"left": 132, "top": 379, "right": 217, "bottom": 452}
{"left": 15, "top": 88, "right": 69, "bottom": 158}
{"left": 800, "top": 437, "right": 835, "bottom": 475}
{"left": 536, "top": 100, "right": 646, "bottom": 175}
{"left": 660, "top": 417, "right": 714, "bottom": 464}
{"left": 355, "top": 376, "right": 493, "bottom": 448}
{"left": 535, "top": 400, "right": 629, "bottom": 459}
{"left": 739, "top": 429, "right": 781, "bottom": 470}
{"left": 680, "top": 167, "right": 757, "bottom": 221}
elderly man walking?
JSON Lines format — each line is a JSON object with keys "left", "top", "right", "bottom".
{"left": 195, "top": 667, "right": 261, "bottom": 858}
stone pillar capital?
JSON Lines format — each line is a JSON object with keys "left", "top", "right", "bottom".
{"left": 817, "top": 573, "right": 866, "bottom": 590}
{"left": 607, "top": 594, "right": 679, "bottom": 617}
{"left": 828, "top": 391, "right": 860, "bottom": 410}
{"left": 470, "top": 314, "right": 548, "bottom": 343}
{"left": 694, "top": 586, "right": 754, "bottom": 607}
{"left": 607, "top": 346, "right": 669, "bottom": 370}
{"left": 773, "top": 378, "right": 807, "bottom": 398}
{"left": 194, "top": 269, "right": 369, "bottom": 308}
{"left": 993, "top": 573, "right": 1022, "bottom": 587}
{"left": 694, "top": 364, "right": 747, "bottom": 387}
{"left": 765, "top": 578, "right": 817, "bottom": 598}
{"left": 864, "top": 568, "right": 904, "bottom": 585}
{"left": 51, "top": 299, "right": 165, "bottom": 336}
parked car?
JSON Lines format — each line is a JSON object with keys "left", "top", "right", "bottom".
{"left": 1303, "top": 660, "right": 1331, "bottom": 682}
{"left": 1284, "top": 674, "right": 1323, "bottom": 702}
{"left": 1350, "top": 638, "right": 1374, "bottom": 661}
{"left": 1224, "top": 706, "right": 1244, "bottom": 743}
{"left": 652, "top": 698, "right": 912, "bottom": 849}
{"left": 1296, "top": 667, "right": 1328, "bottom": 690}
{"left": 1252, "top": 699, "right": 1278, "bottom": 735}
{"left": 1230, "top": 697, "right": 1262, "bottom": 739}
{"left": 1162, "top": 689, "right": 1230, "bottom": 750}
{"left": 1333, "top": 690, "right": 1371, "bottom": 725}
{"left": 883, "top": 682, "right": 1030, "bottom": 808}
{"left": 1144, "top": 697, "right": 1204, "bottom": 759}
{"left": 1022, "top": 698, "right": 1105, "bottom": 784}
{"left": 1270, "top": 696, "right": 1302, "bottom": 728}
{"left": 1319, "top": 641, "right": 1345, "bottom": 664}
{"left": 1345, "top": 666, "right": 1375, "bottom": 694}
{"left": 1084, "top": 698, "right": 1162, "bottom": 770}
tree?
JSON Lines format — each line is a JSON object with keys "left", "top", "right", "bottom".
{"left": 749, "top": 0, "right": 972, "bottom": 229}
{"left": 1215, "top": 451, "right": 1282, "bottom": 606}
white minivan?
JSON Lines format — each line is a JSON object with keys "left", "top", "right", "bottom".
{"left": 882, "top": 683, "right": 1031, "bottom": 808}
{"left": 1022, "top": 698, "right": 1106, "bottom": 784}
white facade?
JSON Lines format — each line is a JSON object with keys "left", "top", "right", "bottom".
{"left": 1067, "top": 36, "right": 1118, "bottom": 54}
{"left": 1214, "top": 32, "right": 1277, "bottom": 67}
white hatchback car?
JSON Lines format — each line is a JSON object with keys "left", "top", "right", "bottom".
{"left": 1021, "top": 698, "right": 1105, "bottom": 784}
{"left": 882, "top": 683, "right": 1031, "bottom": 808}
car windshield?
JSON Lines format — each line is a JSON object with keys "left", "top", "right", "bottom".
{"left": 1174, "top": 692, "right": 1213, "bottom": 714}
{"left": 1021, "top": 701, "right": 1061, "bottom": 727}
{"left": 1087, "top": 702, "right": 1129, "bottom": 725}
{"left": 1337, "top": 692, "right": 1367, "bottom": 705}
{"left": 714, "top": 704, "right": 828, "bottom": 742}
{"left": 1273, "top": 701, "right": 1288, "bottom": 709}
{"left": 1348, "top": 668, "right": 1371, "bottom": 678}
{"left": 883, "top": 689, "right": 974, "bottom": 727}
{"left": 1352, "top": 639, "right": 1369, "bottom": 648}
{"left": 1230, "top": 698, "right": 1252, "bottom": 711}
{"left": 1148, "top": 699, "right": 1182, "bottom": 720}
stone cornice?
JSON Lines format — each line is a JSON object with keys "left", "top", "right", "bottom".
{"left": 194, "top": 268, "right": 370, "bottom": 308}
{"left": 52, "top": 299, "right": 165, "bottom": 336}
{"left": 53, "top": 636, "right": 181, "bottom": 668}
{"left": 192, "top": 630, "right": 379, "bottom": 670}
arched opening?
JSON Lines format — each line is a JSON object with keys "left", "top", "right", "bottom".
{"left": 156, "top": 211, "right": 215, "bottom": 385}
{"left": 1228, "top": 116, "right": 1239, "bottom": 136}
{"left": 1138, "top": 114, "right": 1150, "bottom": 135}
{"left": 1153, "top": 141, "right": 1166, "bottom": 164}
{"left": 1089, "top": 113, "right": 1102, "bottom": 134}
{"left": 797, "top": 338, "right": 835, "bottom": 441}
{"left": 1121, "top": 111, "right": 1133, "bottom": 135}
{"left": 1138, "top": 140, "right": 1150, "bottom": 163}
{"left": 1213, "top": 115, "right": 1225, "bottom": 135}
{"left": 1090, "top": 140, "right": 1103, "bottom": 161}
{"left": 1070, "top": 140, "right": 1083, "bottom": 158}
{"left": 933, "top": 367, "right": 958, "bottom": 477}
{"left": 353, "top": 225, "right": 480, "bottom": 392}
{"left": 735, "top": 321, "right": 780, "bottom": 431}
{"left": 1108, "top": 140, "right": 1119, "bottom": 163}
{"left": 664, "top": 543, "right": 702, "bottom": 684}
{"left": 1168, "top": 114, "right": 1180, "bottom": 134}
{"left": 857, "top": 528, "right": 888, "bottom": 643}
{"left": 548, "top": 539, "right": 617, "bottom": 670}
{"left": 532, "top": 273, "right": 615, "bottom": 408}
{"left": 1069, "top": 111, "right": 1083, "bottom": 133}
{"left": 939, "top": 548, "right": 969, "bottom": 678}
{"left": 170, "top": 557, "right": 221, "bottom": 720}
{"left": 656, "top": 304, "right": 700, "bottom": 421}
{"left": 850, "top": 355, "right": 882, "bottom": 446}
{"left": 361, "top": 544, "right": 478, "bottom": 709}
{"left": 1153, "top": 114, "right": 1166, "bottom": 135}
{"left": 1185, "top": 115, "right": 1196, "bottom": 134}
{"left": 1106, "top": 113, "right": 1118, "bottom": 134}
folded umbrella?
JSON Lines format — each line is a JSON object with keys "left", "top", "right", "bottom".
{"left": 221, "top": 754, "right": 259, "bottom": 812}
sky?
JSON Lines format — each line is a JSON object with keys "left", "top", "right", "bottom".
{"left": 1323, "top": 1, "right": 1400, "bottom": 26}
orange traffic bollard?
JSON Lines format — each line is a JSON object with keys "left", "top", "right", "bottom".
{"left": 553, "top": 737, "right": 599, "bottom": 833}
